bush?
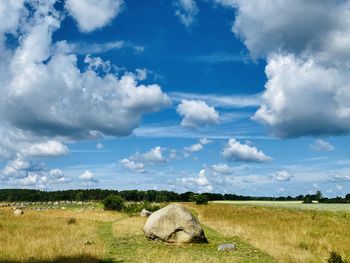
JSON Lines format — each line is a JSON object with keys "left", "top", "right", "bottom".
{"left": 193, "top": 194, "right": 208, "bottom": 205}
{"left": 123, "top": 201, "right": 162, "bottom": 215}
{"left": 303, "top": 195, "right": 313, "bottom": 204}
{"left": 328, "top": 251, "right": 345, "bottom": 263}
{"left": 66, "top": 217, "right": 77, "bottom": 225}
{"left": 102, "top": 195, "right": 124, "bottom": 211}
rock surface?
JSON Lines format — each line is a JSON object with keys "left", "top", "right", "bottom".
{"left": 140, "top": 209, "right": 152, "bottom": 217}
{"left": 218, "top": 243, "right": 236, "bottom": 252}
{"left": 143, "top": 204, "right": 207, "bottom": 243}
{"left": 13, "top": 209, "right": 23, "bottom": 216}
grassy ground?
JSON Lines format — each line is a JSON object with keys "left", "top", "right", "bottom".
{"left": 0, "top": 208, "right": 118, "bottom": 262}
{"left": 213, "top": 200, "right": 350, "bottom": 213}
{"left": 1, "top": 202, "right": 349, "bottom": 263}
{"left": 193, "top": 203, "right": 350, "bottom": 263}
{"left": 100, "top": 214, "right": 274, "bottom": 263}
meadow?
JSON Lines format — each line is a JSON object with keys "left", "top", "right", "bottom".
{"left": 0, "top": 202, "right": 349, "bottom": 263}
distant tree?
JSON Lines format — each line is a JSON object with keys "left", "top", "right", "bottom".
{"left": 193, "top": 194, "right": 208, "bottom": 205}
{"left": 315, "top": 191, "right": 323, "bottom": 202}
{"left": 303, "top": 195, "right": 313, "bottom": 204}
{"left": 102, "top": 195, "right": 124, "bottom": 211}
{"left": 345, "top": 193, "right": 350, "bottom": 202}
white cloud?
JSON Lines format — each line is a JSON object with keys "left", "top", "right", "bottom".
{"left": 180, "top": 169, "right": 213, "bottom": 192}
{"left": 272, "top": 170, "right": 293, "bottom": 182}
{"left": 20, "top": 174, "right": 39, "bottom": 186}
{"left": 223, "top": 138, "right": 272, "bottom": 163}
{"left": 253, "top": 55, "right": 350, "bottom": 138}
{"left": 0, "top": 2, "right": 170, "bottom": 144}
{"left": 184, "top": 138, "right": 212, "bottom": 154}
{"left": 21, "top": 140, "right": 69, "bottom": 157}
{"left": 212, "top": 163, "right": 234, "bottom": 175}
{"left": 141, "top": 146, "right": 166, "bottom": 163}
{"left": 49, "top": 168, "right": 64, "bottom": 177}
{"left": 79, "top": 170, "right": 96, "bottom": 181}
{"left": 2, "top": 155, "right": 31, "bottom": 178}
{"left": 170, "top": 92, "right": 260, "bottom": 108}
{"left": 311, "top": 139, "right": 335, "bottom": 152}
{"left": 184, "top": 143, "right": 203, "bottom": 153}
{"left": 174, "top": 0, "right": 198, "bottom": 27}
{"left": 217, "top": 0, "right": 350, "bottom": 138}
{"left": 177, "top": 100, "right": 219, "bottom": 128}
{"left": 219, "top": 0, "right": 349, "bottom": 60}
{"left": 120, "top": 158, "right": 146, "bottom": 173}
{"left": 96, "top": 143, "right": 104, "bottom": 150}
{"left": 65, "top": 0, "right": 124, "bottom": 33}
{"left": 199, "top": 138, "right": 212, "bottom": 145}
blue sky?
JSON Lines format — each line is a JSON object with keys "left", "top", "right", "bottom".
{"left": 0, "top": 0, "right": 350, "bottom": 197}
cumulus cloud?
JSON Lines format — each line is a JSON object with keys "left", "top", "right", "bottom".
{"left": 174, "top": 0, "right": 198, "bottom": 27}
{"left": 183, "top": 138, "right": 212, "bottom": 155}
{"left": 212, "top": 163, "right": 234, "bottom": 175}
{"left": 217, "top": 0, "right": 350, "bottom": 138}
{"left": 21, "top": 140, "right": 69, "bottom": 157}
{"left": 223, "top": 138, "right": 272, "bottom": 163}
{"left": 177, "top": 100, "right": 220, "bottom": 128}
{"left": 310, "top": 139, "right": 335, "bottom": 152}
{"left": 65, "top": 0, "right": 124, "bottom": 33}
{"left": 140, "top": 146, "right": 166, "bottom": 163}
{"left": 253, "top": 55, "right": 350, "bottom": 138}
{"left": 79, "top": 170, "right": 97, "bottom": 181}
{"left": 184, "top": 143, "right": 203, "bottom": 153}
{"left": 271, "top": 170, "right": 293, "bottom": 182}
{"left": 0, "top": 155, "right": 69, "bottom": 187}
{"left": 0, "top": 1, "right": 170, "bottom": 148}
{"left": 120, "top": 158, "right": 146, "bottom": 173}
{"left": 180, "top": 169, "right": 213, "bottom": 192}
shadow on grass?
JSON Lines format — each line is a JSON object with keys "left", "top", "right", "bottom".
{"left": 0, "top": 255, "right": 123, "bottom": 263}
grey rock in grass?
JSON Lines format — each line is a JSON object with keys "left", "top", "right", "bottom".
{"left": 143, "top": 204, "right": 208, "bottom": 244}
{"left": 13, "top": 209, "right": 24, "bottom": 216}
{"left": 218, "top": 243, "right": 236, "bottom": 252}
{"left": 140, "top": 209, "right": 152, "bottom": 217}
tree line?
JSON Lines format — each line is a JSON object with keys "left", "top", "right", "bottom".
{"left": 0, "top": 188, "right": 349, "bottom": 203}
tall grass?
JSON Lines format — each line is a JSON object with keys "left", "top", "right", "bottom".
{"left": 192, "top": 203, "right": 350, "bottom": 263}
{"left": 0, "top": 208, "right": 118, "bottom": 262}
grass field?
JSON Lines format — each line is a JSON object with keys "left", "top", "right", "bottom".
{"left": 212, "top": 200, "right": 350, "bottom": 213}
{"left": 0, "top": 202, "right": 349, "bottom": 263}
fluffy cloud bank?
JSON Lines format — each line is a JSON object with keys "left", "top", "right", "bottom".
{"left": 217, "top": 0, "right": 350, "bottom": 138}
{"left": 222, "top": 139, "right": 272, "bottom": 163}
{"left": 0, "top": 1, "right": 170, "bottom": 162}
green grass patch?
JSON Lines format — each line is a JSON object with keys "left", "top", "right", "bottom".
{"left": 98, "top": 215, "right": 276, "bottom": 263}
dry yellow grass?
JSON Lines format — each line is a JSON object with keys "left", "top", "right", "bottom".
{"left": 191, "top": 203, "right": 350, "bottom": 263}
{"left": 0, "top": 207, "right": 120, "bottom": 262}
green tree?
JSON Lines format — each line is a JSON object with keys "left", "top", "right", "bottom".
{"left": 102, "top": 195, "right": 124, "bottom": 211}
{"left": 315, "top": 191, "right": 323, "bottom": 202}
{"left": 193, "top": 194, "right": 208, "bottom": 205}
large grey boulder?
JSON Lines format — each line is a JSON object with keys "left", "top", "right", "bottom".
{"left": 143, "top": 204, "right": 207, "bottom": 244}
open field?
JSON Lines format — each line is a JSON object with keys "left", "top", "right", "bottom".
{"left": 1, "top": 202, "right": 349, "bottom": 263}
{"left": 212, "top": 200, "right": 350, "bottom": 213}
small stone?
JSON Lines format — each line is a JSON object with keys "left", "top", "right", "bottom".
{"left": 140, "top": 209, "right": 152, "bottom": 217}
{"left": 84, "top": 240, "right": 94, "bottom": 245}
{"left": 218, "top": 243, "right": 236, "bottom": 252}
{"left": 13, "top": 209, "right": 24, "bottom": 216}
